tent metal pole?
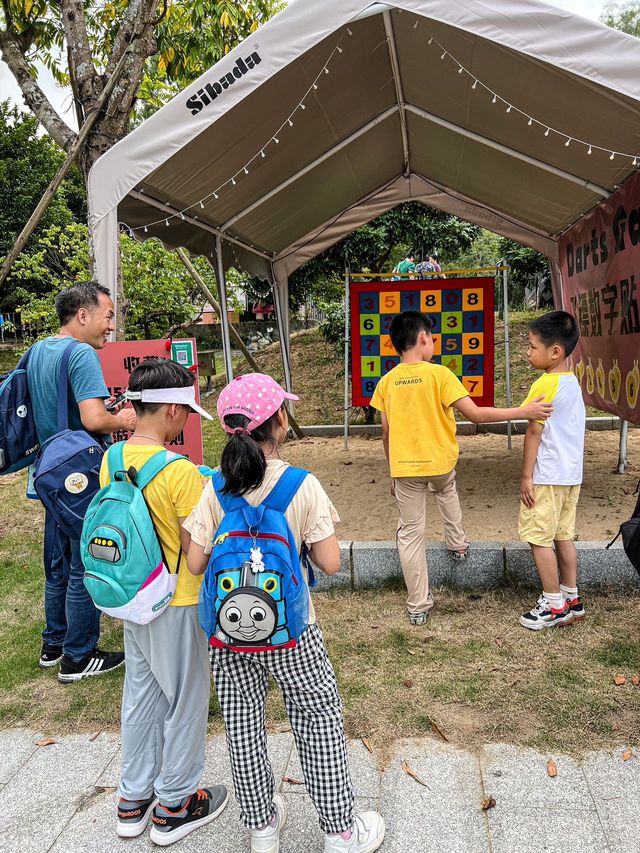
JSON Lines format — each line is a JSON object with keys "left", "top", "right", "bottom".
{"left": 617, "top": 419, "right": 629, "bottom": 474}
{"left": 344, "top": 264, "right": 351, "bottom": 451}
{"left": 270, "top": 265, "right": 293, "bottom": 395}
{"left": 502, "top": 262, "right": 513, "bottom": 451}
{"left": 383, "top": 10, "right": 410, "bottom": 176}
{"left": 214, "top": 235, "right": 234, "bottom": 383}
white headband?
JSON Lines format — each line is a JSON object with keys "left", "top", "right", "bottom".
{"left": 126, "top": 386, "right": 213, "bottom": 420}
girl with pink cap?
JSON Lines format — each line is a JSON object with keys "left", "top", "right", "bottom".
{"left": 184, "top": 373, "right": 385, "bottom": 853}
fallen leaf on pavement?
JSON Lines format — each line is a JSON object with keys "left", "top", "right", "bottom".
{"left": 547, "top": 759, "right": 558, "bottom": 777}
{"left": 495, "top": 637, "right": 504, "bottom": 648}
{"left": 632, "top": 676, "right": 640, "bottom": 686}
{"left": 282, "top": 777, "right": 303, "bottom": 785}
{"left": 431, "top": 721, "right": 449, "bottom": 743}
{"left": 407, "top": 649, "right": 417, "bottom": 656}
{"left": 88, "top": 731, "right": 101, "bottom": 742}
{"left": 35, "top": 738, "right": 58, "bottom": 747}
{"left": 614, "top": 675, "right": 626, "bottom": 686}
{"left": 273, "top": 722, "right": 292, "bottom": 733}
{"left": 361, "top": 738, "right": 373, "bottom": 754}
{"left": 623, "top": 748, "right": 634, "bottom": 761}
{"left": 401, "top": 760, "right": 430, "bottom": 789}
{"left": 403, "top": 679, "right": 413, "bottom": 688}
{"left": 481, "top": 796, "right": 496, "bottom": 810}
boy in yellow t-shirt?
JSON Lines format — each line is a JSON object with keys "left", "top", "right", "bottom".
{"left": 101, "top": 359, "right": 228, "bottom": 845}
{"left": 370, "top": 311, "right": 553, "bottom": 625}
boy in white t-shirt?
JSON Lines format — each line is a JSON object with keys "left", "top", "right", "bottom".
{"left": 518, "top": 311, "right": 586, "bottom": 630}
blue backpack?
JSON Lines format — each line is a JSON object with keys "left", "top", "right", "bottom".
{"left": 0, "top": 348, "right": 40, "bottom": 474}
{"left": 199, "top": 467, "right": 315, "bottom": 652}
{"left": 33, "top": 340, "right": 105, "bottom": 539}
{"left": 82, "top": 443, "right": 186, "bottom": 624}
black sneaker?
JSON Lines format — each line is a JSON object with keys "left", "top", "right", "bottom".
{"left": 39, "top": 644, "right": 63, "bottom": 668}
{"left": 58, "top": 648, "right": 125, "bottom": 683}
{"left": 117, "top": 796, "right": 158, "bottom": 838}
{"left": 150, "top": 786, "right": 228, "bottom": 846}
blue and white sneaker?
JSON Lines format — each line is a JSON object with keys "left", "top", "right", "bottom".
{"left": 519, "top": 596, "right": 573, "bottom": 631}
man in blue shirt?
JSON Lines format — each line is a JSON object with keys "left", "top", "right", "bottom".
{"left": 28, "top": 282, "right": 136, "bottom": 682}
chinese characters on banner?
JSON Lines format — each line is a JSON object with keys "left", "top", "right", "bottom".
{"left": 559, "top": 170, "right": 640, "bottom": 423}
{"left": 98, "top": 339, "right": 204, "bottom": 464}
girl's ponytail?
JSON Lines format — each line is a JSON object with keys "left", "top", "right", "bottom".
{"left": 219, "top": 410, "right": 279, "bottom": 495}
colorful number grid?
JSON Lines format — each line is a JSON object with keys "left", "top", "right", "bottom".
{"left": 350, "top": 277, "right": 495, "bottom": 407}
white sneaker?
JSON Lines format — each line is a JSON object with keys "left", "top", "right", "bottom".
{"left": 323, "top": 811, "right": 386, "bottom": 853}
{"left": 251, "top": 794, "right": 287, "bottom": 853}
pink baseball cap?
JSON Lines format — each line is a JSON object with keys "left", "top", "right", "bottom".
{"left": 217, "top": 373, "right": 298, "bottom": 433}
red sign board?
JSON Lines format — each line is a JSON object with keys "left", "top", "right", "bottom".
{"left": 98, "top": 339, "right": 204, "bottom": 464}
{"left": 559, "top": 171, "right": 640, "bottom": 423}
{"left": 350, "top": 277, "right": 495, "bottom": 407}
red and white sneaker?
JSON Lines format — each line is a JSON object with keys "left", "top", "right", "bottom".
{"left": 519, "top": 596, "right": 573, "bottom": 631}
{"left": 566, "top": 596, "right": 585, "bottom": 622}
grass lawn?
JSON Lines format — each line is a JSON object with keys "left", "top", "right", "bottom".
{"left": 2, "top": 472, "right": 639, "bottom": 756}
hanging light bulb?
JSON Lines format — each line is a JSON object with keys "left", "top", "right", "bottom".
{"left": 213, "top": 192, "right": 219, "bottom": 199}
{"left": 180, "top": 212, "right": 185, "bottom": 219}
{"left": 458, "top": 65, "right": 464, "bottom": 74}
{"left": 231, "top": 177, "right": 236, "bottom": 185}
{"left": 300, "top": 103, "right": 306, "bottom": 109}
{"left": 274, "top": 136, "right": 280, "bottom": 143}
{"left": 324, "top": 67, "right": 329, "bottom": 74}
{"left": 313, "top": 83, "right": 318, "bottom": 90}
{"left": 261, "top": 149, "right": 265, "bottom": 157}
{"left": 347, "top": 27, "right": 352, "bottom": 36}
{"left": 288, "top": 118, "right": 293, "bottom": 126}
{"left": 337, "top": 45, "right": 343, "bottom": 53}
{"left": 200, "top": 200, "right": 205, "bottom": 208}
{"left": 492, "top": 94, "right": 497, "bottom": 104}
{"left": 472, "top": 79, "right": 478, "bottom": 89}
{"left": 144, "top": 226, "right": 148, "bottom": 233}
{"left": 565, "top": 137, "right": 571, "bottom": 147}
{"left": 413, "top": 20, "right": 418, "bottom": 28}
{"left": 527, "top": 117, "right": 533, "bottom": 126}
{"left": 633, "top": 156, "right": 638, "bottom": 166}
{"left": 244, "top": 166, "right": 249, "bottom": 174}
{"left": 544, "top": 127, "right": 550, "bottom": 137}
{"left": 428, "top": 37, "right": 433, "bottom": 44}
{"left": 587, "top": 145, "right": 592, "bottom": 155}
{"left": 610, "top": 151, "right": 615, "bottom": 160}
{"left": 440, "top": 51, "right": 446, "bottom": 60}
{"left": 165, "top": 219, "right": 169, "bottom": 226}
{"left": 506, "top": 105, "right": 512, "bottom": 113}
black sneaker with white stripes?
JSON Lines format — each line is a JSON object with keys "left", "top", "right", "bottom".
{"left": 58, "top": 648, "right": 125, "bottom": 683}
{"left": 39, "top": 644, "right": 63, "bottom": 668}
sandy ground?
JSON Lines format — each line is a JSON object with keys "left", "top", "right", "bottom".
{"left": 282, "top": 429, "right": 640, "bottom": 542}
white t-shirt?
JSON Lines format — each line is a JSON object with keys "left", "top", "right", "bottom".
{"left": 522, "top": 372, "right": 586, "bottom": 485}
{"left": 183, "top": 459, "right": 340, "bottom": 623}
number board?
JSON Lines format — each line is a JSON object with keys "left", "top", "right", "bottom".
{"left": 350, "top": 277, "right": 495, "bottom": 407}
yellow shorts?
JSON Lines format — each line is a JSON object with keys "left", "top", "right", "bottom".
{"left": 518, "top": 484, "right": 580, "bottom": 548}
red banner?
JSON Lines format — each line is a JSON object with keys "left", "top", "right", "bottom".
{"left": 559, "top": 171, "right": 640, "bottom": 423}
{"left": 98, "top": 339, "right": 204, "bottom": 464}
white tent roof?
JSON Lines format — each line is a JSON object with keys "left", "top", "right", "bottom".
{"left": 88, "top": 0, "right": 640, "bottom": 291}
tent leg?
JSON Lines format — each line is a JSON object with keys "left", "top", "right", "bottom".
{"left": 344, "top": 266, "right": 350, "bottom": 451}
{"left": 214, "top": 236, "right": 234, "bottom": 383}
{"left": 271, "top": 271, "right": 293, "bottom": 395}
{"left": 502, "top": 262, "right": 512, "bottom": 451}
{"left": 617, "top": 419, "right": 629, "bottom": 474}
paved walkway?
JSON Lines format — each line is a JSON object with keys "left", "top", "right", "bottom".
{"left": 1, "top": 729, "right": 638, "bottom": 853}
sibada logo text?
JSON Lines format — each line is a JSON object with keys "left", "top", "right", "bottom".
{"left": 186, "top": 53, "right": 262, "bottom": 116}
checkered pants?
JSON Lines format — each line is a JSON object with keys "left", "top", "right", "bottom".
{"left": 212, "top": 623, "right": 354, "bottom": 833}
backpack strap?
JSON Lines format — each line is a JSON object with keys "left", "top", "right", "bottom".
{"left": 262, "top": 466, "right": 309, "bottom": 513}
{"left": 56, "top": 339, "right": 81, "bottom": 433}
{"left": 135, "top": 449, "right": 186, "bottom": 490}
{"left": 212, "top": 470, "right": 250, "bottom": 513}
{"left": 106, "top": 442, "right": 126, "bottom": 482}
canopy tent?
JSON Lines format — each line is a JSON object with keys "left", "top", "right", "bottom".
{"left": 88, "top": 0, "right": 640, "bottom": 379}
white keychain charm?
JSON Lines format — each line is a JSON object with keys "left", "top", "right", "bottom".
{"left": 250, "top": 546, "right": 266, "bottom": 573}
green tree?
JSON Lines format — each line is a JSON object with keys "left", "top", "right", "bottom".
{"left": 0, "top": 102, "right": 85, "bottom": 305}
{"left": 12, "top": 223, "right": 217, "bottom": 340}
{"left": 601, "top": 1, "right": 640, "bottom": 36}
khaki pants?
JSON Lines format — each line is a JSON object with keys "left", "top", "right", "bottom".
{"left": 394, "top": 471, "right": 467, "bottom": 613}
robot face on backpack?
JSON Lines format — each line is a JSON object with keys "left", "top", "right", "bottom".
{"left": 214, "top": 562, "right": 286, "bottom": 646}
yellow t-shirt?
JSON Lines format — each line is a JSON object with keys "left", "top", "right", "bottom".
{"left": 98, "top": 443, "right": 205, "bottom": 606}
{"left": 370, "top": 361, "right": 468, "bottom": 478}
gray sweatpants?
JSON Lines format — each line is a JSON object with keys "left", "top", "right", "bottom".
{"left": 119, "top": 604, "right": 210, "bottom": 806}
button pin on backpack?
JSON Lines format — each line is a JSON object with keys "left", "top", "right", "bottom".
{"left": 65, "top": 472, "right": 89, "bottom": 493}
{"left": 16, "top": 405, "right": 27, "bottom": 418}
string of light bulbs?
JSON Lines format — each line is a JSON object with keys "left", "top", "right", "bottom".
{"left": 421, "top": 26, "right": 639, "bottom": 166}
{"left": 132, "top": 29, "right": 353, "bottom": 234}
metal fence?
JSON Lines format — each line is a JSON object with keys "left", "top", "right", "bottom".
{"left": 0, "top": 311, "right": 45, "bottom": 343}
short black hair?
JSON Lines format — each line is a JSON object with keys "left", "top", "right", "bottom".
{"left": 406, "top": 249, "right": 415, "bottom": 258}
{"left": 529, "top": 310, "right": 579, "bottom": 357}
{"left": 389, "top": 311, "right": 434, "bottom": 353}
{"left": 429, "top": 252, "right": 439, "bottom": 261}
{"left": 55, "top": 281, "right": 111, "bottom": 325}
{"left": 128, "top": 358, "right": 194, "bottom": 416}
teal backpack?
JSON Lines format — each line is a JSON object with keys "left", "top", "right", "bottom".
{"left": 80, "top": 443, "right": 186, "bottom": 624}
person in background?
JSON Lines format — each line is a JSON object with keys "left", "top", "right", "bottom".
{"left": 428, "top": 253, "right": 446, "bottom": 279}
{"left": 28, "top": 281, "right": 135, "bottom": 682}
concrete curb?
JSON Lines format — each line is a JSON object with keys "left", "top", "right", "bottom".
{"left": 318, "top": 540, "right": 638, "bottom": 591}
{"left": 300, "top": 416, "right": 633, "bottom": 437}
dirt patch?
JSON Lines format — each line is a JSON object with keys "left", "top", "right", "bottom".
{"left": 281, "top": 430, "right": 639, "bottom": 541}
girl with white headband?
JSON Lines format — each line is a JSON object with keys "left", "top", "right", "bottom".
{"left": 184, "top": 373, "right": 385, "bottom": 853}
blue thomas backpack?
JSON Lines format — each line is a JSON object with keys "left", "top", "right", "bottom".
{"left": 0, "top": 347, "right": 40, "bottom": 474}
{"left": 199, "top": 466, "right": 315, "bottom": 652}
{"left": 81, "top": 443, "right": 186, "bottom": 624}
